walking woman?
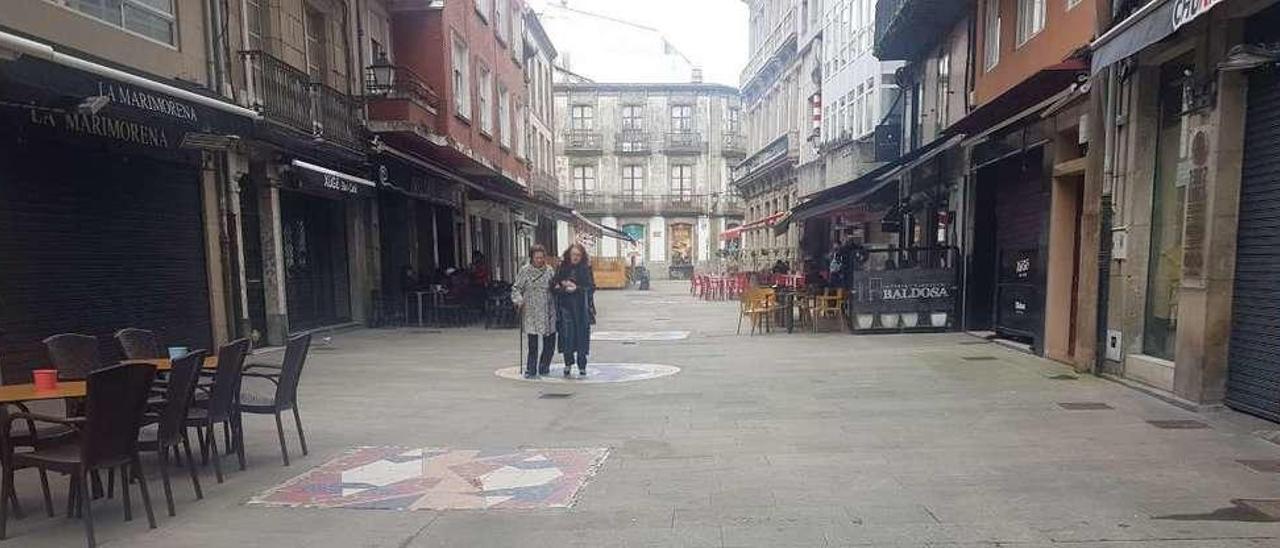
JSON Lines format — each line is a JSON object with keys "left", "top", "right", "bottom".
{"left": 553, "top": 243, "right": 595, "bottom": 377}
{"left": 511, "top": 245, "right": 557, "bottom": 378}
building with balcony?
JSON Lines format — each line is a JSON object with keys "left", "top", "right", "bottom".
{"left": 554, "top": 81, "right": 744, "bottom": 275}
{"left": 734, "top": 0, "right": 820, "bottom": 266}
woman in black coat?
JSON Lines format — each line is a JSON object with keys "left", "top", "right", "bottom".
{"left": 552, "top": 243, "right": 595, "bottom": 377}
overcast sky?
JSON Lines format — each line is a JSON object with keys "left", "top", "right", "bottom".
{"left": 528, "top": 0, "right": 749, "bottom": 87}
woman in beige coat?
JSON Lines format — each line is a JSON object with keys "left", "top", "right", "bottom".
{"left": 511, "top": 245, "right": 557, "bottom": 378}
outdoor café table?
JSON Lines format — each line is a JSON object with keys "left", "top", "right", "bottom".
{"left": 774, "top": 288, "right": 797, "bottom": 334}
{"left": 0, "top": 381, "right": 89, "bottom": 405}
{"left": 120, "top": 356, "right": 219, "bottom": 372}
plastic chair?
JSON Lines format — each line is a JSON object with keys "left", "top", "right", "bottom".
{"left": 139, "top": 350, "right": 207, "bottom": 516}
{"left": 114, "top": 329, "right": 164, "bottom": 360}
{"left": 237, "top": 334, "right": 311, "bottom": 466}
{"left": 186, "top": 339, "right": 249, "bottom": 483}
{"left": 1, "top": 363, "right": 159, "bottom": 548}
{"left": 42, "top": 334, "right": 101, "bottom": 381}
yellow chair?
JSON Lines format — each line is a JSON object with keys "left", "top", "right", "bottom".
{"left": 811, "top": 288, "right": 847, "bottom": 332}
{"left": 737, "top": 287, "right": 779, "bottom": 335}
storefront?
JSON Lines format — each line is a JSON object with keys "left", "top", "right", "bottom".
{"left": 0, "top": 46, "right": 255, "bottom": 370}
{"left": 373, "top": 151, "right": 465, "bottom": 320}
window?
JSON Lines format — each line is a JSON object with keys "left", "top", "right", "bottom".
{"left": 304, "top": 7, "right": 328, "bottom": 83}
{"left": 864, "top": 78, "right": 876, "bottom": 132}
{"left": 728, "top": 107, "right": 741, "bottom": 133}
{"left": 571, "top": 165, "right": 596, "bottom": 193}
{"left": 671, "top": 164, "right": 693, "bottom": 197}
{"left": 1017, "top": 0, "right": 1046, "bottom": 45}
{"left": 494, "top": 0, "right": 508, "bottom": 44}
{"left": 854, "top": 85, "right": 865, "bottom": 136}
{"left": 366, "top": 8, "right": 392, "bottom": 65}
{"left": 622, "top": 165, "right": 645, "bottom": 199}
{"left": 570, "top": 105, "right": 594, "bottom": 130}
{"left": 498, "top": 85, "right": 510, "bottom": 147}
{"left": 622, "top": 105, "right": 645, "bottom": 130}
{"left": 451, "top": 38, "right": 471, "bottom": 118}
{"left": 515, "top": 103, "right": 525, "bottom": 158}
{"left": 671, "top": 105, "right": 693, "bottom": 132}
{"left": 56, "top": 0, "right": 177, "bottom": 45}
{"left": 478, "top": 65, "right": 493, "bottom": 134}
{"left": 244, "top": 0, "right": 266, "bottom": 50}
{"left": 983, "top": 0, "right": 1001, "bottom": 70}
{"left": 936, "top": 52, "right": 950, "bottom": 132}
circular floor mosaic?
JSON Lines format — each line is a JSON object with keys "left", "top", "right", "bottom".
{"left": 495, "top": 363, "right": 681, "bottom": 384}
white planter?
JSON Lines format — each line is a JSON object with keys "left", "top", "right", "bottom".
{"left": 856, "top": 314, "right": 875, "bottom": 329}
{"left": 930, "top": 312, "right": 948, "bottom": 327}
{"left": 901, "top": 313, "right": 919, "bottom": 328}
{"left": 879, "top": 314, "right": 900, "bottom": 329}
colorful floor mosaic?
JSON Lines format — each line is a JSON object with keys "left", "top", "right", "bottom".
{"left": 247, "top": 446, "right": 609, "bottom": 511}
{"left": 495, "top": 363, "right": 681, "bottom": 384}
{"left": 591, "top": 330, "right": 690, "bottom": 342}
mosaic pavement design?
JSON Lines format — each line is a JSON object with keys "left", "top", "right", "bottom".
{"left": 591, "top": 330, "right": 690, "bottom": 342}
{"left": 495, "top": 363, "right": 681, "bottom": 384}
{"left": 247, "top": 446, "right": 610, "bottom": 511}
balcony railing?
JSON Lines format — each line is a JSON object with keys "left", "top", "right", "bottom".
{"left": 615, "top": 130, "right": 651, "bottom": 154}
{"left": 664, "top": 131, "right": 705, "bottom": 154}
{"left": 561, "top": 192, "right": 745, "bottom": 217}
{"left": 366, "top": 65, "right": 441, "bottom": 110}
{"left": 722, "top": 133, "right": 746, "bottom": 157}
{"left": 741, "top": 7, "right": 796, "bottom": 84}
{"left": 530, "top": 171, "right": 559, "bottom": 200}
{"left": 564, "top": 129, "right": 603, "bottom": 154}
{"left": 242, "top": 50, "right": 363, "bottom": 151}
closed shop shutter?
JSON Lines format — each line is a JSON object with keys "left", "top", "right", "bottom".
{"left": 1227, "top": 67, "right": 1280, "bottom": 421}
{"left": 0, "top": 139, "right": 211, "bottom": 380}
{"left": 993, "top": 147, "right": 1048, "bottom": 340}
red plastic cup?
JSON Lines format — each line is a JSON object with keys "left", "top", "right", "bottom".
{"left": 33, "top": 369, "right": 58, "bottom": 391}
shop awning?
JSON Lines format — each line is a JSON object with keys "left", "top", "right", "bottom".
{"left": 572, "top": 211, "right": 637, "bottom": 243}
{"left": 773, "top": 133, "right": 963, "bottom": 234}
{"left": 720, "top": 225, "right": 745, "bottom": 240}
{"left": 379, "top": 145, "right": 573, "bottom": 220}
{"left": 950, "top": 59, "right": 1087, "bottom": 136}
{"left": 286, "top": 159, "right": 377, "bottom": 198}
{"left": 1090, "top": 0, "right": 1227, "bottom": 74}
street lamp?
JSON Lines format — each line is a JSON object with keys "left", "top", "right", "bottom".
{"left": 367, "top": 51, "right": 395, "bottom": 95}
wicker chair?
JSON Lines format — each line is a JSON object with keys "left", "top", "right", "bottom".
{"left": 115, "top": 328, "right": 164, "bottom": 360}
{"left": 237, "top": 334, "right": 311, "bottom": 466}
{"left": 139, "top": 350, "right": 207, "bottom": 516}
{"left": 42, "top": 333, "right": 101, "bottom": 381}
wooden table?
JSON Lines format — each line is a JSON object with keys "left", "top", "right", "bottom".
{"left": 0, "top": 381, "right": 88, "bottom": 404}
{"left": 120, "top": 356, "right": 219, "bottom": 371}
{"left": 0, "top": 357, "right": 218, "bottom": 405}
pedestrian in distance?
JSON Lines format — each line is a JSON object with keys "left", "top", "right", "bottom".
{"left": 511, "top": 245, "right": 557, "bottom": 378}
{"left": 553, "top": 243, "right": 595, "bottom": 377}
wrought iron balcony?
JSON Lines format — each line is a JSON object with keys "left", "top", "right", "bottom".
{"left": 722, "top": 133, "right": 746, "bottom": 158}
{"left": 564, "top": 129, "right": 603, "bottom": 154}
{"left": 732, "top": 131, "right": 798, "bottom": 183}
{"left": 874, "top": 0, "right": 969, "bottom": 61}
{"left": 664, "top": 131, "right": 706, "bottom": 155}
{"left": 241, "top": 50, "right": 363, "bottom": 151}
{"left": 529, "top": 171, "right": 559, "bottom": 201}
{"left": 365, "top": 64, "right": 441, "bottom": 139}
{"left": 615, "top": 130, "right": 651, "bottom": 154}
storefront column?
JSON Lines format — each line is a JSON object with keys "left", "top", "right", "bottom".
{"left": 600, "top": 216, "right": 620, "bottom": 258}
{"left": 346, "top": 198, "right": 376, "bottom": 325}
{"left": 258, "top": 179, "right": 290, "bottom": 346}
{"left": 201, "top": 152, "right": 230, "bottom": 346}
{"left": 1172, "top": 64, "right": 1247, "bottom": 404}
{"left": 697, "top": 215, "right": 711, "bottom": 263}
{"left": 557, "top": 220, "right": 571, "bottom": 255}
{"left": 649, "top": 216, "right": 666, "bottom": 263}
{"left": 227, "top": 153, "right": 253, "bottom": 340}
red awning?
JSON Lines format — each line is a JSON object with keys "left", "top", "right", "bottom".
{"left": 740, "top": 211, "right": 786, "bottom": 232}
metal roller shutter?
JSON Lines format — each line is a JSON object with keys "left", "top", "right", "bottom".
{"left": 0, "top": 139, "right": 212, "bottom": 381}
{"left": 1227, "top": 66, "right": 1280, "bottom": 421}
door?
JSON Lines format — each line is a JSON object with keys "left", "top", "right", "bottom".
{"left": 281, "top": 192, "right": 350, "bottom": 331}
{"left": 0, "top": 139, "right": 211, "bottom": 373}
{"left": 1227, "top": 59, "right": 1280, "bottom": 421}
{"left": 992, "top": 147, "right": 1048, "bottom": 343}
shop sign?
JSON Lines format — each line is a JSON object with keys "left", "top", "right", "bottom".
{"left": 25, "top": 107, "right": 174, "bottom": 149}
{"left": 1181, "top": 129, "right": 1209, "bottom": 286}
{"left": 849, "top": 268, "right": 956, "bottom": 314}
{"left": 377, "top": 161, "right": 464, "bottom": 208}
{"left": 1172, "top": 0, "right": 1224, "bottom": 31}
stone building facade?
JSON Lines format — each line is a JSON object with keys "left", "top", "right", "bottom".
{"left": 554, "top": 81, "right": 745, "bottom": 275}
